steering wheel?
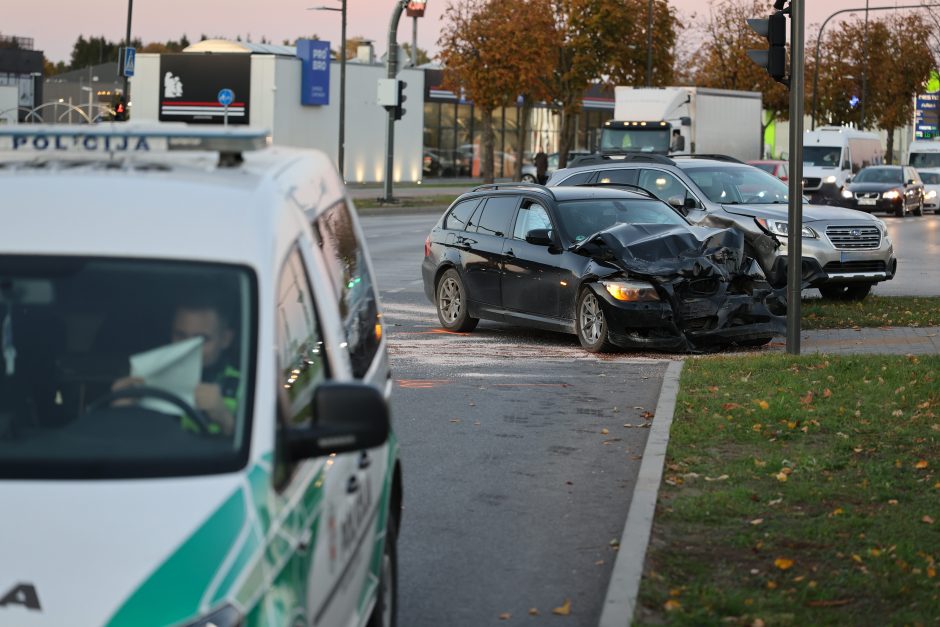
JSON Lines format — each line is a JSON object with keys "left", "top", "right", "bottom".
{"left": 84, "top": 385, "right": 210, "bottom": 434}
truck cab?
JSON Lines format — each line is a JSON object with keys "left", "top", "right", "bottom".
{"left": 803, "top": 126, "right": 884, "bottom": 204}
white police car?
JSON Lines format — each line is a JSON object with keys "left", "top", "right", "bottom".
{"left": 0, "top": 124, "right": 402, "bottom": 627}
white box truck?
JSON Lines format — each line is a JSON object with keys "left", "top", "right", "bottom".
{"left": 598, "top": 86, "right": 762, "bottom": 160}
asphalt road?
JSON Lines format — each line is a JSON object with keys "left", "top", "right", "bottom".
{"left": 361, "top": 213, "right": 671, "bottom": 625}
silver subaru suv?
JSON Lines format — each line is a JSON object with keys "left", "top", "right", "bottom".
{"left": 547, "top": 154, "right": 896, "bottom": 300}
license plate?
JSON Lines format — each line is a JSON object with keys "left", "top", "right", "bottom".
{"left": 858, "top": 198, "right": 877, "bottom": 206}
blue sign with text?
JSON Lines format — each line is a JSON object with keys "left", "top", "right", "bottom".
{"left": 297, "top": 39, "right": 331, "bottom": 106}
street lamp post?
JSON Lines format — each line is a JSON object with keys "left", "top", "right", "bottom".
{"left": 646, "top": 0, "right": 654, "bottom": 87}
{"left": 310, "top": 1, "right": 347, "bottom": 177}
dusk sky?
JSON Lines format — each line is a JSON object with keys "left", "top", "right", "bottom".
{"left": 4, "top": 1, "right": 922, "bottom": 64}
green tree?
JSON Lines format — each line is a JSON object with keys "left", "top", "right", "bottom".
{"left": 548, "top": 0, "right": 680, "bottom": 167}
{"left": 439, "top": 0, "right": 559, "bottom": 182}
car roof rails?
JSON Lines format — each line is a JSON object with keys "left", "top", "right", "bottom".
{"left": 573, "top": 182, "right": 655, "bottom": 198}
{"left": 567, "top": 152, "right": 675, "bottom": 167}
{"left": 0, "top": 124, "right": 270, "bottom": 168}
{"left": 471, "top": 182, "right": 557, "bottom": 200}
{"left": 671, "top": 153, "right": 744, "bottom": 164}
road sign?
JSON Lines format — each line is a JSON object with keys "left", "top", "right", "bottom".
{"left": 122, "top": 47, "right": 136, "bottom": 78}
{"left": 217, "top": 88, "right": 235, "bottom": 107}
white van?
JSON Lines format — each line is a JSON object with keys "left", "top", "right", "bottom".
{"left": 803, "top": 126, "right": 884, "bottom": 204}
{"left": 907, "top": 139, "right": 940, "bottom": 169}
{"left": 0, "top": 125, "right": 402, "bottom": 627}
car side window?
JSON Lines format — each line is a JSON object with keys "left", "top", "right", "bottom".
{"left": 276, "top": 246, "right": 327, "bottom": 426}
{"left": 444, "top": 198, "right": 481, "bottom": 231}
{"left": 513, "top": 202, "right": 552, "bottom": 240}
{"left": 558, "top": 171, "right": 595, "bottom": 185}
{"left": 639, "top": 169, "right": 695, "bottom": 205}
{"left": 474, "top": 196, "right": 518, "bottom": 237}
{"left": 597, "top": 169, "right": 639, "bottom": 185}
{"left": 314, "top": 200, "right": 381, "bottom": 378}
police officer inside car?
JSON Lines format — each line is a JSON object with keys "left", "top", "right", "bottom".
{"left": 112, "top": 292, "right": 241, "bottom": 435}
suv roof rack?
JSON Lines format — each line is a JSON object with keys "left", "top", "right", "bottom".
{"left": 471, "top": 182, "right": 557, "bottom": 200}
{"left": 0, "top": 124, "right": 270, "bottom": 168}
{"left": 671, "top": 153, "right": 744, "bottom": 164}
{"left": 568, "top": 152, "right": 675, "bottom": 167}
{"left": 573, "top": 182, "right": 655, "bottom": 198}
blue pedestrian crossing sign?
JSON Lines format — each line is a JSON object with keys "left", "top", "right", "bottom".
{"left": 122, "top": 47, "right": 136, "bottom": 77}
{"left": 217, "top": 88, "right": 235, "bottom": 107}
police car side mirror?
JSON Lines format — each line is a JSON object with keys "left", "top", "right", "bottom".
{"left": 285, "top": 382, "right": 389, "bottom": 460}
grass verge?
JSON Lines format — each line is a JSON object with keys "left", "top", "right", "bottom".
{"left": 801, "top": 296, "right": 940, "bottom": 330}
{"left": 636, "top": 354, "right": 939, "bottom": 626}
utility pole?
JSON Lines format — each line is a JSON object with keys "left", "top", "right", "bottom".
{"left": 860, "top": 0, "right": 870, "bottom": 129}
{"left": 383, "top": 0, "right": 408, "bottom": 202}
{"left": 122, "top": 0, "right": 133, "bottom": 102}
{"left": 646, "top": 0, "right": 654, "bottom": 87}
{"left": 787, "top": 0, "right": 805, "bottom": 355}
{"left": 310, "top": 1, "right": 347, "bottom": 177}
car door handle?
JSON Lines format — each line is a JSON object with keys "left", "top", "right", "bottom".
{"left": 347, "top": 476, "right": 359, "bottom": 494}
{"left": 359, "top": 450, "right": 371, "bottom": 469}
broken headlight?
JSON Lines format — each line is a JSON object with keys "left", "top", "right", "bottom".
{"left": 755, "top": 218, "right": 817, "bottom": 239}
{"left": 601, "top": 280, "right": 660, "bottom": 302}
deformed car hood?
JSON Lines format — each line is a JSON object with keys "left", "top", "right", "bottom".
{"left": 574, "top": 222, "right": 787, "bottom": 352}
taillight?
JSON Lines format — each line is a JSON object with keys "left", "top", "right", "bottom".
{"left": 424, "top": 235, "right": 431, "bottom": 258}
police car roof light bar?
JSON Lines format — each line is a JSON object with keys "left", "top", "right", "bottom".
{"left": 0, "top": 125, "right": 271, "bottom": 168}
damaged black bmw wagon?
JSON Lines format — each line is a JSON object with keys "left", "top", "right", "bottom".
{"left": 421, "top": 184, "right": 786, "bottom": 352}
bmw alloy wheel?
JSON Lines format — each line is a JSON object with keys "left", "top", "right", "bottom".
{"left": 439, "top": 277, "right": 461, "bottom": 324}
{"left": 580, "top": 292, "right": 605, "bottom": 344}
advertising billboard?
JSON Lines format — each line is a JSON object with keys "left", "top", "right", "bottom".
{"left": 158, "top": 54, "right": 251, "bottom": 124}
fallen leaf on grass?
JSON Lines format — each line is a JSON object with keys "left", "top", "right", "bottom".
{"left": 830, "top": 508, "right": 845, "bottom": 517}
{"left": 756, "top": 400, "right": 770, "bottom": 410}
{"left": 552, "top": 599, "right": 571, "bottom": 616}
{"left": 752, "top": 620, "right": 766, "bottom": 627}
{"left": 923, "top": 515, "right": 935, "bottom": 525}
{"left": 774, "top": 558, "right": 794, "bottom": 570}
{"left": 888, "top": 499, "right": 899, "bottom": 505}
{"left": 750, "top": 518, "right": 764, "bottom": 526}
{"left": 800, "top": 391, "right": 814, "bottom": 405}
{"left": 722, "top": 402, "right": 742, "bottom": 410}
{"left": 775, "top": 472, "right": 788, "bottom": 482}
{"left": 823, "top": 388, "right": 832, "bottom": 398}
{"left": 766, "top": 581, "right": 778, "bottom": 590}
{"left": 915, "top": 460, "right": 929, "bottom": 469}
{"left": 705, "top": 474, "right": 730, "bottom": 482}
{"left": 806, "top": 599, "right": 852, "bottom": 607}
{"left": 663, "top": 599, "right": 681, "bottom": 612}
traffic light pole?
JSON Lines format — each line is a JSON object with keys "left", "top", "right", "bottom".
{"left": 786, "top": 0, "right": 804, "bottom": 355}
{"left": 383, "top": 0, "right": 407, "bottom": 202}
{"left": 122, "top": 0, "right": 133, "bottom": 103}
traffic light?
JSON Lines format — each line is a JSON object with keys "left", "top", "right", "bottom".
{"left": 114, "top": 97, "right": 127, "bottom": 122}
{"left": 395, "top": 80, "right": 407, "bottom": 120}
{"left": 746, "top": 11, "right": 788, "bottom": 85}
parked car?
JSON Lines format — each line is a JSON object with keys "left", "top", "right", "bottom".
{"left": 421, "top": 184, "right": 785, "bottom": 352}
{"left": 748, "top": 159, "right": 789, "bottom": 181}
{"left": 521, "top": 151, "right": 593, "bottom": 183}
{"left": 548, "top": 154, "right": 897, "bottom": 300}
{"left": 913, "top": 168, "right": 940, "bottom": 213}
{"left": 840, "top": 165, "right": 925, "bottom": 217}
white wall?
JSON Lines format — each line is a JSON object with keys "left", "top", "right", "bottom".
{"left": 0, "top": 86, "right": 18, "bottom": 124}
{"left": 130, "top": 53, "right": 424, "bottom": 183}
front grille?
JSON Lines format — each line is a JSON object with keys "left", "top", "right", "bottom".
{"left": 802, "top": 177, "right": 822, "bottom": 189}
{"left": 854, "top": 192, "right": 880, "bottom": 199}
{"left": 825, "top": 225, "right": 882, "bottom": 250}
{"left": 823, "top": 260, "right": 887, "bottom": 273}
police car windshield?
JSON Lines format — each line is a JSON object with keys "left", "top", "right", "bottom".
{"left": 685, "top": 166, "right": 790, "bottom": 205}
{"left": 0, "top": 256, "right": 256, "bottom": 479}
{"left": 556, "top": 198, "right": 687, "bottom": 243}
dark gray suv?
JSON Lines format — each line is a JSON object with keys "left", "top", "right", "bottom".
{"left": 547, "top": 154, "right": 897, "bottom": 300}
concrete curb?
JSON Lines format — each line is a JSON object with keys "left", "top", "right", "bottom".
{"left": 598, "top": 359, "right": 685, "bottom": 627}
